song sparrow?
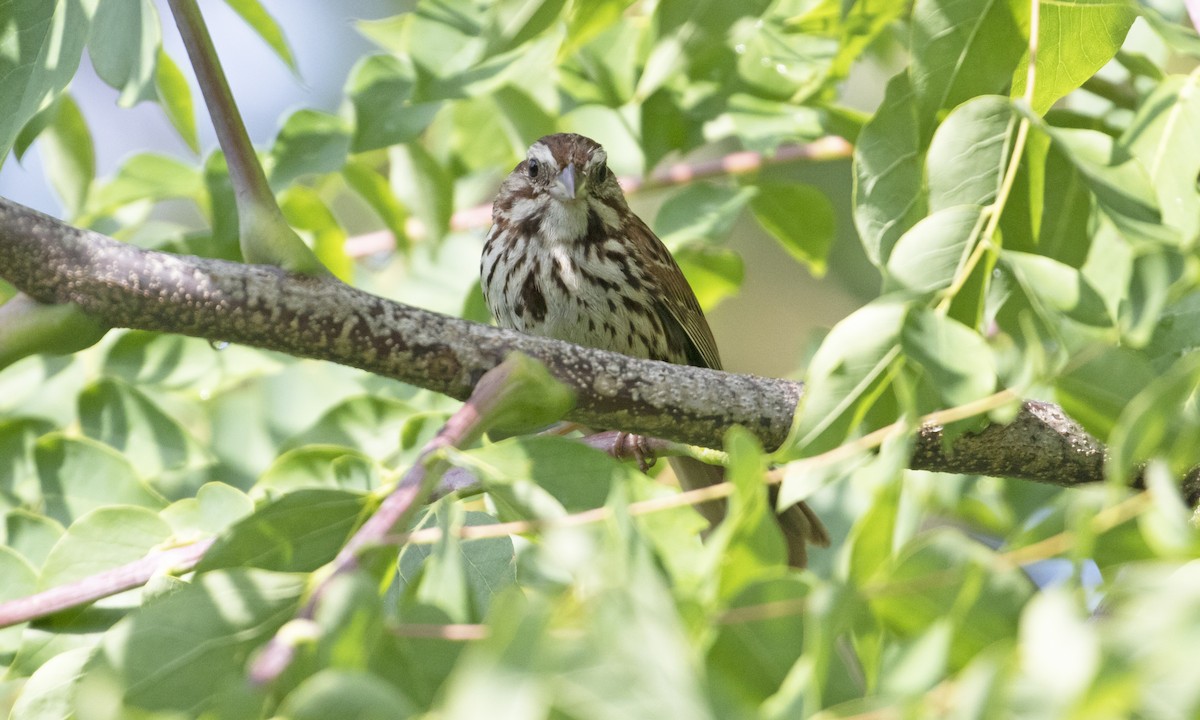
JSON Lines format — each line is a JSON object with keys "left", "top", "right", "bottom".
{"left": 481, "top": 133, "right": 829, "bottom": 566}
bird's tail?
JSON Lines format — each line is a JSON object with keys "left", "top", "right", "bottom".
{"left": 669, "top": 456, "right": 830, "bottom": 568}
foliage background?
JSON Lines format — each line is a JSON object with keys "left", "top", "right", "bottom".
{"left": 1, "top": 0, "right": 1200, "bottom": 718}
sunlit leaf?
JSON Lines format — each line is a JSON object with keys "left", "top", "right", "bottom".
{"left": 1012, "top": 0, "right": 1136, "bottom": 114}
{"left": 153, "top": 49, "right": 198, "bottom": 153}
{"left": 854, "top": 72, "right": 926, "bottom": 265}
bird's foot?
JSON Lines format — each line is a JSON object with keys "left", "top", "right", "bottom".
{"left": 615, "top": 431, "right": 657, "bottom": 473}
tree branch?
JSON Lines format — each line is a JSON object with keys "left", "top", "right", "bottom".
{"left": 0, "top": 196, "right": 1114, "bottom": 486}
{"left": 0, "top": 197, "right": 794, "bottom": 450}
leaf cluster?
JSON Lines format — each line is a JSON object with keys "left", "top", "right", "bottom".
{"left": 2, "top": 0, "right": 1200, "bottom": 718}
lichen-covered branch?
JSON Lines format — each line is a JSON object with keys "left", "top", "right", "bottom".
{"left": 0, "top": 197, "right": 1114, "bottom": 485}
{"left": 0, "top": 198, "right": 794, "bottom": 450}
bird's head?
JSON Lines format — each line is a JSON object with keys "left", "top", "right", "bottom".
{"left": 515, "top": 133, "right": 619, "bottom": 205}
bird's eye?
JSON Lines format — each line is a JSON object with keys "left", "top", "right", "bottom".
{"left": 527, "top": 160, "right": 539, "bottom": 178}
{"left": 592, "top": 163, "right": 608, "bottom": 182}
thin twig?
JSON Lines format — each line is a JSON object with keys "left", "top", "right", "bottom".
{"left": 343, "top": 136, "right": 853, "bottom": 255}
{"left": 0, "top": 539, "right": 214, "bottom": 627}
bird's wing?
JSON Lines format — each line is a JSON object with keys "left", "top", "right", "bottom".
{"left": 625, "top": 215, "right": 723, "bottom": 371}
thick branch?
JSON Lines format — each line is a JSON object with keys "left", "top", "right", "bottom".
{"left": 0, "top": 198, "right": 793, "bottom": 450}
{"left": 0, "top": 197, "right": 1116, "bottom": 484}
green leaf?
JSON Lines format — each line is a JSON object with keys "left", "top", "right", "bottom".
{"left": 457, "top": 436, "right": 630, "bottom": 517}
{"left": 0, "top": 546, "right": 38, "bottom": 652}
{"left": 0, "top": 417, "right": 54, "bottom": 509}
{"left": 34, "top": 434, "right": 166, "bottom": 526}
{"left": 87, "top": 0, "right": 161, "bottom": 106}
{"left": 675, "top": 244, "right": 745, "bottom": 310}
{"left": 749, "top": 183, "right": 834, "bottom": 274}
{"left": 4, "top": 509, "right": 65, "bottom": 568}
{"left": 13, "top": 98, "right": 62, "bottom": 161}
{"left": 847, "top": 473, "right": 902, "bottom": 586}
{"left": 348, "top": 54, "right": 442, "bottom": 152}
{"left": 398, "top": 507, "right": 516, "bottom": 624}
{"left": 562, "top": 0, "right": 633, "bottom": 55}
{"left": 102, "top": 331, "right": 221, "bottom": 389}
{"left": 343, "top": 160, "right": 411, "bottom": 253}
{"left": 1001, "top": 129, "right": 1093, "bottom": 264}
{"left": 1146, "top": 293, "right": 1200, "bottom": 366}
{"left": 0, "top": 0, "right": 93, "bottom": 161}
{"left": 255, "top": 446, "right": 379, "bottom": 496}
{"left": 269, "top": 109, "right": 352, "bottom": 189}
{"left": 853, "top": 72, "right": 926, "bottom": 265}
{"left": 721, "top": 93, "right": 824, "bottom": 155}
{"left": 491, "top": 85, "right": 556, "bottom": 149}
{"left": 8, "top": 646, "right": 92, "bottom": 720}
{"left": 284, "top": 394, "right": 421, "bottom": 460}
{"left": 203, "top": 149, "right": 242, "bottom": 260}
{"left": 910, "top": 0, "right": 1029, "bottom": 119}
{"left": 788, "top": 301, "right": 908, "bottom": 457}
{"left": 197, "top": 489, "right": 371, "bottom": 573}
{"left": 37, "top": 94, "right": 95, "bottom": 218}
{"left": 1138, "top": 4, "right": 1200, "bottom": 58}
{"left": 279, "top": 669, "right": 418, "bottom": 720}
{"left": 1014, "top": 589, "right": 1100, "bottom": 710}
{"left": 702, "top": 428, "right": 786, "bottom": 600}
{"left": 84, "top": 569, "right": 304, "bottom": 716}
{"left": 160, "top": 482, "right": 254, "bottom": 536}
{"left": 1054, "top": 346, "right": 1154, "bottom": 439}
{"left": 152, "top": 49, "right": 198, "bottom": 153}
{"left": 77, "top": 377, "right": 214, "bottom": 494}
{"left": 731, "top": 17, "right": 838, "bottom": 103}
{"left": 706, "top": 577, "right": 810, "bottom": 715}
{"left": 655, "top": 182, "right": 756, "bottom": 247}
{"left": 1108, "top": 351, "right": 1200, "bottom": 480}
{"left": 390, "top": 142, "right": 454, "bottom": 241}
{"left": 483, "top": 0, "right": 568, "bottom": 55}
{"left": 887, "top": 205, "right": 986, "bottom": 295}
{"left": 901, "top": 308, "right": 997, "bottom": 408}
{"left": 926, "top": 96, "right": 1016, "bottom": 211}
{"left": 1041, "top": 123, "right": 1176, "bottom": 248}
{"left": 1120, "top": 72, "right": 1200, "bottom": 245}
{"left": 1001, "top": 250, "right": 1112, "bottom": 327}
{"left": 84, "top": 153, "right": 203, "bottom": 218}
{"left": 279, "top": 186, "right": 354, "bottom": 282}
{"left": 0, "top": 293, "right": 108, "bottom": 370}
{"left": 1012, "top": 0, "right": 1136, "bottom": 114}
{"left": 38, "top": 505, "right": 171, "bottom": 589}
{"left": 1120, "top": 248, "right": 1183, "bottom": 348}
{"left": 221, "top": 0, "right": 297, "bottom": 70}
{"left": 869, "top": 529, "right": 1032, "bottom": 669}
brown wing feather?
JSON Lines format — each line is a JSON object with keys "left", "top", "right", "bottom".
{"left": 625, "top": 215, "right": 723, "bottom": 371}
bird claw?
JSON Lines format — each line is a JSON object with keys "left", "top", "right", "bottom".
{"left": 615, "top": 431, "right": 656, "bottom": 472}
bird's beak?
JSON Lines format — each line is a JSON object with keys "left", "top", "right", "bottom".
{"left": 555, "top": 163, "right": 578, "bottom": 200}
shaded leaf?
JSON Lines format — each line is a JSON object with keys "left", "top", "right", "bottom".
{"left": 269, "top": 109, "right": 351, "bottom": 189}
{"left": 83, "top": 569, "right": 304, "bottom": 716}
{"left": 197, "top": 489, "right": 371, "bottom": 573}
{"left": 87, "top": 0, "right": 160, "bottom": 106}
{"left": 34, "top": 434, "right": 166, "bottom": 526}
{"left": 749, "top": 183, "right": 834, "bottom": 274}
